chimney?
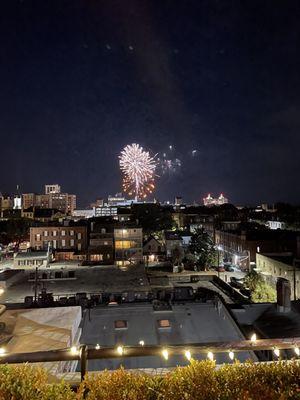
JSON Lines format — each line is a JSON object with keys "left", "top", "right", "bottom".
{"left": 276, "top": 278, "right": 291, "bottom": 313}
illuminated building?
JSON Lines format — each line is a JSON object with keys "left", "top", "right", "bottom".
{"left": 22, "top": 185, "right": 76, "bottom": 214}
{"left": 45, "top": 184, "right": 61, "bottom": 194}
{"left": 203, "top": 193, "right": 228, "bottom": 206}
{"left": 114, "top": 227, "right": 143, "bottom": 266}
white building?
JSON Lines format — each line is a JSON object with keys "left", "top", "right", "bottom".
{"left": 45, "top": 184, "right": 61, "bottom": 194}
{"left": 95, "top": 206, "right": 118, "bottom": 217}
{"left": 72, "top": 209, "right": 95, "bottom": 219}
{"left": 13, "top": 250, "right": 52, "bottom": 269}
{"left": 266, "top": 220, "right": 285, "bottom": 230}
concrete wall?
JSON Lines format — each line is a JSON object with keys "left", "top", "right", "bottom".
{"left": 256, "top": 253, "right": 299, "bottom": 300}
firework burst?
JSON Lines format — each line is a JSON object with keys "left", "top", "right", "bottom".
{"left": 119, "top": 143, "right": 157, "bottom": 200}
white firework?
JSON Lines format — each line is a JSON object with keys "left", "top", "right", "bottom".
{"left": 119, "top": 143, "right": 157, "bottom": 200}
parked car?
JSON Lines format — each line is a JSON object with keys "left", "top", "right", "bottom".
{"left": 225, "top": 265, "right": 234, "bottom": 272}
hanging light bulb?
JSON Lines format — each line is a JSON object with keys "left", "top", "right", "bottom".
{"left": 273, "top": 348, "right": 280, "bottom": 357}
{"left": 0, "top": 347, "right": 5, "bottom": 356}
{"left": 95, "top": 344, "right": 100, "bottom": 350}
{"left": 207, "top": 351, "right": 214, "bottom": 361}
{"left": 250, "top": 333, "right": 257, "bottom": 342}
{"left": 162, "top": 349, "right": 169, "bottom": 360}
{"left": 229, "top": 351, "right": 234, "bottom": 360}
{"left": 117, "top": 346, "right": 124, "bottom": 355}
{"left": 294, "top": 347, "right": 300, "bottom": 356}
{"left": 184, "top": 350, "right": 192, "bottom": 361}
{"left": 70, "top": 346, "right": 79, "bottom": 356}
{"left": 139, "top": 340, "right": 145, "bottom": 346}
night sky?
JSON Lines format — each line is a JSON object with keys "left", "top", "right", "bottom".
{"left": 1, "top": 0, "right": 300, "bottom": 206}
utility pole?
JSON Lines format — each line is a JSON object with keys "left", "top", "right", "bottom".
{"left": 293, "top": 259, "right": 297, "bottom": 301}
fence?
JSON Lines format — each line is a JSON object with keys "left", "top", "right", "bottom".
{"left": 1, "top": 337, "right": 300, "bottom": 381}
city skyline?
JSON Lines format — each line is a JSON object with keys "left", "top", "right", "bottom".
{"left": 1, "top": 1, "right": 300, "bottom": 205}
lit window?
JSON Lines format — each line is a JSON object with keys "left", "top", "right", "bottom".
{"left": 115, "top": 240, "right": 131, "bottom": 249}
{"left": 77, "top": 232, "right": 81, "bottom": 239}
{"left": 62, "top": 239, "right": 66, "bottom": 247}
{"left": 61, "top": 230, "right": 66, "bottom": 236}
{"left": 70, "top": 230, "right": 74, "bottom": 236}
{"left": 157, "top": 319, "right": 171, "bottom": 329}
{"left": 114, "top": 320, "right": 128, "bottom": 329}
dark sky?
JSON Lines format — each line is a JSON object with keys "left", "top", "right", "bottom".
{"left": 1, "top": 0, "right": 300, "bottom": 206}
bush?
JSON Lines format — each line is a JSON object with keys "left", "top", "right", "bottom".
{"left": 0, "top": 364, "right": 75, "bottom": 400}
{"left": 158, "top": 360, "right": 219, "bottom": 400}
{"left": 0, "top": 360, "right": 300, "bottom": 399}
{"left": 78, "top": 367, "right": 156, "bottom": 400}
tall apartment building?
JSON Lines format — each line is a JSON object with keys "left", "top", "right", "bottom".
{"left": 30, "top": 226, "right": 87, "bottom": 252}
{"left": 22, "top": 185, "right": 76, "bottom": 214}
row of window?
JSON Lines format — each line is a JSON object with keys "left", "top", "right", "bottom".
{"left": 34, "top": 230, "right": 82, "bottom": 238}
{"left": 90, "top": 254, "right": 111, "bottom": 261}
{"left": 36, "top": 240, "right": 81, "bottom": 249}
{"left": 35, "top": 232, "right": 82, "bottom": 241}
{"left": 17, "top": 259, "right": 46, "bottom": 266}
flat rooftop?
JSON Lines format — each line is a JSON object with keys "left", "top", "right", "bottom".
{"left": 80, "top": 303, "right": 254, "bottom": 371}
{"left": 1, "top": 265, "right": 150, "bottom": 303}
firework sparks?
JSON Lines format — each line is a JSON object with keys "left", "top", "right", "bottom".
{"left": 119, "top": 143, "right": 157, "bottom": 200}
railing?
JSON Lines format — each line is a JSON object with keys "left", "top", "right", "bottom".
{"left": 1, "top": 337, "right": 300, "bottom": 381}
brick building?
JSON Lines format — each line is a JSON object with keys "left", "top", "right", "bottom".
{"left": 30, "top": 226, "right": 87, "bottom": 253}
{"left": 215, "top": 229, "right": 299, "bottom": 270}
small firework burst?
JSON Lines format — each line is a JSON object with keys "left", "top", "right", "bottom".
{"left": 119, "top": 143, "right": 157, "bottom": 200}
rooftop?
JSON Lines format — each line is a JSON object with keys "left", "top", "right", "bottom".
{"left": 80, "top": 302, "right": 253, "bottom": 371}
{"left": 14, "top": 251, "right": 49, "bottom": 259}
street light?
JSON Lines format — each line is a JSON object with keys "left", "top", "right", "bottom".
{"left": 216, "top": 245, "right": 223, "bottom": 278}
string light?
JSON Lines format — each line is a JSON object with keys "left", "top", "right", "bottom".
{"left": 139, "top": 340, "right": 145, "bottom": 346}
{"left": 229, "top": 351, "right": 234, "bottom": 360}
{"left": 117, "top": 346, "right": 124, "bottom": 356}
{"left": 95, "top": 344, "right": 100, "bottom": 350}
{"left": 70, "top": 346, "right": 79, "bottom": 356}
{"left": 162, "top": 349, "right": 169, "bottom": 360}
{"left": 184, "top": 350, "right": 192, "bottom": 361}
{"left": 294, "top": 347, "right": 300, "bottom": 356}
{"left": 0, "top": 347, "right": 5, "bottom": 356}
{"left": 273, "top": 348, "right": 280, "bottom": 357}
{"left": 250, "top": 333, "right": 257, "bottom": 342}
{"left": 207, "top": 351, "right": 214, "bottom": 361}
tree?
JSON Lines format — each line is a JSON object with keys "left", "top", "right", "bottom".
{"left": 171, "top": 245, "right": 184, "bottom": 266}
{"left": 251, "top": 281, "right": 277, "bottom": 303}
{"left": 244, "top": 270, "right": 263, "bottom": 291}
{"left": 188, "top": 228, "right": 216, "bottom": 271}
{"left": 244, "top": 270, "right": 277, "bottom": 303}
